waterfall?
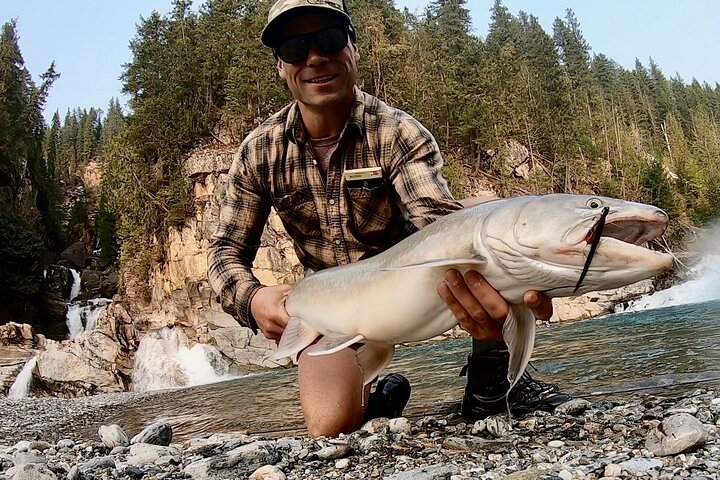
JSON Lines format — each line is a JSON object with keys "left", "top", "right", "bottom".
{"left": 69, "top": 269, "right": 81, "bottom": 301}
{"left": 8, "top": 356, "right": 38, "bottom": 400}
{"left": 132, "top": 327, "right": 232, "bottom": 392}
{"left": 618, "top": 248, "right": 720, "bottom": 312}
{"left": 66, "top": 298, "right": 112, "bottom": 340}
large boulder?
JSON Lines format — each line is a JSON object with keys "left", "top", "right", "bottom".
{"left": 34, "top": 334, "right": 127, "bottom": 397}
{"left": 0, "top": 322, "right": 36, "bottom": 347}
{"left": 31, "top": 303, "right": 137, "bottom": 397}
{"left": 39, "top": 293, "right": 69, "bottom": 339}
{"left": 59, "top": 242, "right": 90, "bottom": 270}
{"left": 44, "top": 265, "right": 74, "bottom": 300}
{"left": 209, "top": 326, "right": 291, "bottom": 370}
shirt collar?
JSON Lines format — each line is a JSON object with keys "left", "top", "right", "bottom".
{"left": 284, "top": 86, "right": 366, "bottom": 145}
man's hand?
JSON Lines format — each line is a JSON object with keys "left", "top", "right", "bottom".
{"left": 437, "top": 269, "right": 553, "bottom": 340}
{"left": 250, "top": 284, "right": 293, "bottom": 341}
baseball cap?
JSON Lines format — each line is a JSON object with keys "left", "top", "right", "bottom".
{"left": 261, "top": 0, "right": 354, "bottom": 47}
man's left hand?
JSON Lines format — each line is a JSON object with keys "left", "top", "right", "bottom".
{"left": 437, "top": 269, "right": 553, "bottom": 340}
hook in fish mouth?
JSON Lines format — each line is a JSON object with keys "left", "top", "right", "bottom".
{"left": 574, "top": 206, "right": 610, "bottom": 293}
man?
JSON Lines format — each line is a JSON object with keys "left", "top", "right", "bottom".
{"left": 208, "top": 0, "right": 569, "bottom": 438}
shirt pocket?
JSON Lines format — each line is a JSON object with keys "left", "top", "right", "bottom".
{"left": 345, "top": 178, "right": 402, "bottom": 247}
{"left": 273, "top": 188, "right": 321, "bottom": 240}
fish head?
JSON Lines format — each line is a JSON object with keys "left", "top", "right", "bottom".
{"left": 478, "top": 194, "right": 674, "bottom": 298}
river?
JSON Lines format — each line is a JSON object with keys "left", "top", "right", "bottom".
{"left": 107, "top": 292, "right": 720, "bottom": 440}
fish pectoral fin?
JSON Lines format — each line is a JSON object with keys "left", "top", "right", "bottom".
{"left": 355, "top": 342, "right": 396, "bottom": 386}
{"left": 305, "top": 334, "right": 365, "bottom": 357}
{"left": 502, "top": 304, "right": 536, "bottom": 393}
{"left": 381, "top": 256, "right": 487, "bottom": 271}
{"left": 274, "top": 317, "right": 319, "bottom": 362}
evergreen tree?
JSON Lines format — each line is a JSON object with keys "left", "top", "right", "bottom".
{"left": 100, "top": 98, "right": 125, "bottom": 149}
{"left": 44, "top": 111, "right": 61, "bottom": 179}
{"left": 0, "top": 21, "right": 28, "bottom": 205}
{"left": 0, "top": 20, "right": 62, "bottom": 315}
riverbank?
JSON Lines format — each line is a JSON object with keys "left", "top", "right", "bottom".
{"left": 1, "top": 388, "right": 718, "bottom": 479}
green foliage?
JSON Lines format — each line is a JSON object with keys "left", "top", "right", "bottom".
{"left": 106, "top": 0, "right": 720, "bottom": 237}
{"left": 641, "top": 158, "right": 678, "bottom": 217}
{"left": 440, "top": 154, "right": 467, "bottom": 199}
{"left": 96, "top": 193, "right": 119, "bottom": 264}
{"left": 0, "top": 210, "right": 44, "bottom": 300}
{"left": 69, "top": 200, "right": 89, "bottom": 232}
{"left": 0, "top": 20, "right": 64, "bottom": 312}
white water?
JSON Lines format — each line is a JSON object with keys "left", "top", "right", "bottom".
{"left": 69, "top": 269, "right": 81, "bottom": 301}
{"left": 7, "top": 356, "right": 38, "bottom": 400}
{"left": 618, "top": 247, "right": 720, "bottom": 312}
{"left": 66, "top": 298, "right": 112, "bottom": 339}
{"left": 132, "top": 327, "right": 232, "bottom": 392}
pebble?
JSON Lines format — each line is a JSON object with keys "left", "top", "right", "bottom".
{"left": 130, "top": 421, "right": 173, "bottom": 446}
{"left": 334, "top": 458, "right": 350, "bottom": 469}
{"left": 313, "top": 444, "right": 352, "bottom": 460}
{"left": 387, "top": 417, "right": 412, "bottom": 435}
{"left": 0, "top": 389, "right": 718, "bottom": 479}
{"left": 249, "top": 464, "right": 286, "bottom": 479}
{"left": 98, "top": 424, "right": 129, "bottom": 448}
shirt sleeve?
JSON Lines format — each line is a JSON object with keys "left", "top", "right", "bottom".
{"left": 388, "top": 116, "right": 462, "bottom": 228}
{"left": 207, "top": 144, "right": 271, "bottom": 331}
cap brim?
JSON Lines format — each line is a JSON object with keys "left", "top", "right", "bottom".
{"left": 261, "top": 6, "right": 351, "bottom": 47}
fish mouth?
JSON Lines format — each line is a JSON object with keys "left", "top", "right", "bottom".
{"left": 601, "top": 213, "right": 669, "bottom": 246}
{"left": 571, "top": 208, "right": 672, "bottom": 288}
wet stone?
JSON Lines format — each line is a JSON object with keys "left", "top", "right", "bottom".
{"left": 130, "top": 421, "right": 173, "bottom": 446}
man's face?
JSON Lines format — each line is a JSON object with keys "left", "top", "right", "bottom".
{"left": 275, "top": 13, "right": 359, "bottom": 111}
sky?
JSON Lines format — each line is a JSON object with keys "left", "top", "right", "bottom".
{"left": 3, "top": 0, "right": 720, "bottom": 122}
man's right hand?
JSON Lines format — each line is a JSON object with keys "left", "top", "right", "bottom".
{"left": 250, "top": 285, "right": 293, "bottom": 341}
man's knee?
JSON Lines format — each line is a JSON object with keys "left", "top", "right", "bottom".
{"left": 298, "top": 348, "right": 366, "bottom": 437}
{"left": 305, "top": 410, "right": 361, "bottom": 438}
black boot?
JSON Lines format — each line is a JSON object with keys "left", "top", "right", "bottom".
{"left": 460, "top": 343, "right": 570, "bottom": 421}
{"left": 363, "top": 373, "right": 411, "bottom": 422}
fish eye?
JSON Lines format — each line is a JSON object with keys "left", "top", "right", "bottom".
{"left": 586, "top": 198, "right": 603, "bottom": 209}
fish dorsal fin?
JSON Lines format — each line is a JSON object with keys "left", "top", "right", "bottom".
{"left": 274, "top": 317, "right": 319, "bottom": 362}
{"left": 503, "top": 304, "right": 536, "bottom": 393}
{"left": 355, "top": 343, "right": 396, "bottom": 386}
{"left": 381, "top": 256, "right": 487, "bottom": 272}
{"left": 305, "top": 334, "right": 365, "bottom": 356}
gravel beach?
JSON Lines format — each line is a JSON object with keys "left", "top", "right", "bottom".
{"left": 1, "top": 388, "right": 719, "bottom": 479}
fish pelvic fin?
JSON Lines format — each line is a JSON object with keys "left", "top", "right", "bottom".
{"left": 502, "top": 304, "right": 536, "bottom": 393}
{"left": 355, "top": 342, "right": 396, "bottom": 386}
{"left": 274, "top": 317, "right": 319, "bottom": 362}
{"left": 381, "top": 256, "right": 487, "bottom": 272}
{"left": 305, "top": 334, "right": 365, "bottom": 356}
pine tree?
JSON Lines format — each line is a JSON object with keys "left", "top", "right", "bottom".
{"left": 0, "top": 21, "right": 28, "bottom": 205}
{"left": 100, "top": 98, "right": 125, "bottom": 149}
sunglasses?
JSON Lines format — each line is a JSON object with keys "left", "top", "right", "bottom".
{"left": 274, "top": 26, "right": 351, "bottom": 64}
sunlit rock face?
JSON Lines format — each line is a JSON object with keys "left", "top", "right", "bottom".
{"left": 129, "top": 146, "right": 301, "bottom": 376}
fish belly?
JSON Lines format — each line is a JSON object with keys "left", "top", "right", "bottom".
{"left": 287, "top": 267, "right": 459, "bottom": 344}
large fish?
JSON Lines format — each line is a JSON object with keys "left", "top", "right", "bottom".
{"left": 275, "top": 194, "right": 674, "bottom": 392}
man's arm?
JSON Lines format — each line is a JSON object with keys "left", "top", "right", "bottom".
{"left": 207, "top": 147, "right": 273, "bottom": 333}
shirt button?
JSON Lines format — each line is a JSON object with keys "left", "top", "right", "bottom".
{"left": 329, "top": 199, "right": 336, "bottom": 205}
{"left": 334, "top": 239, "right": 341, "bottom": 245}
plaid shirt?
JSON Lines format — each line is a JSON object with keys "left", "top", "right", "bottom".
{"left": 208, "top": 87, "right": 461, "bottom": 330}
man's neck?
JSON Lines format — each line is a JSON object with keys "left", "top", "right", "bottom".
{"left": 298, "top": 96, "right": 354, "bottom": 139}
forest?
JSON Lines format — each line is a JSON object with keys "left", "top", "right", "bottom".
{"left": 1, "top": 0, "right": 720, "bottom": 313}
